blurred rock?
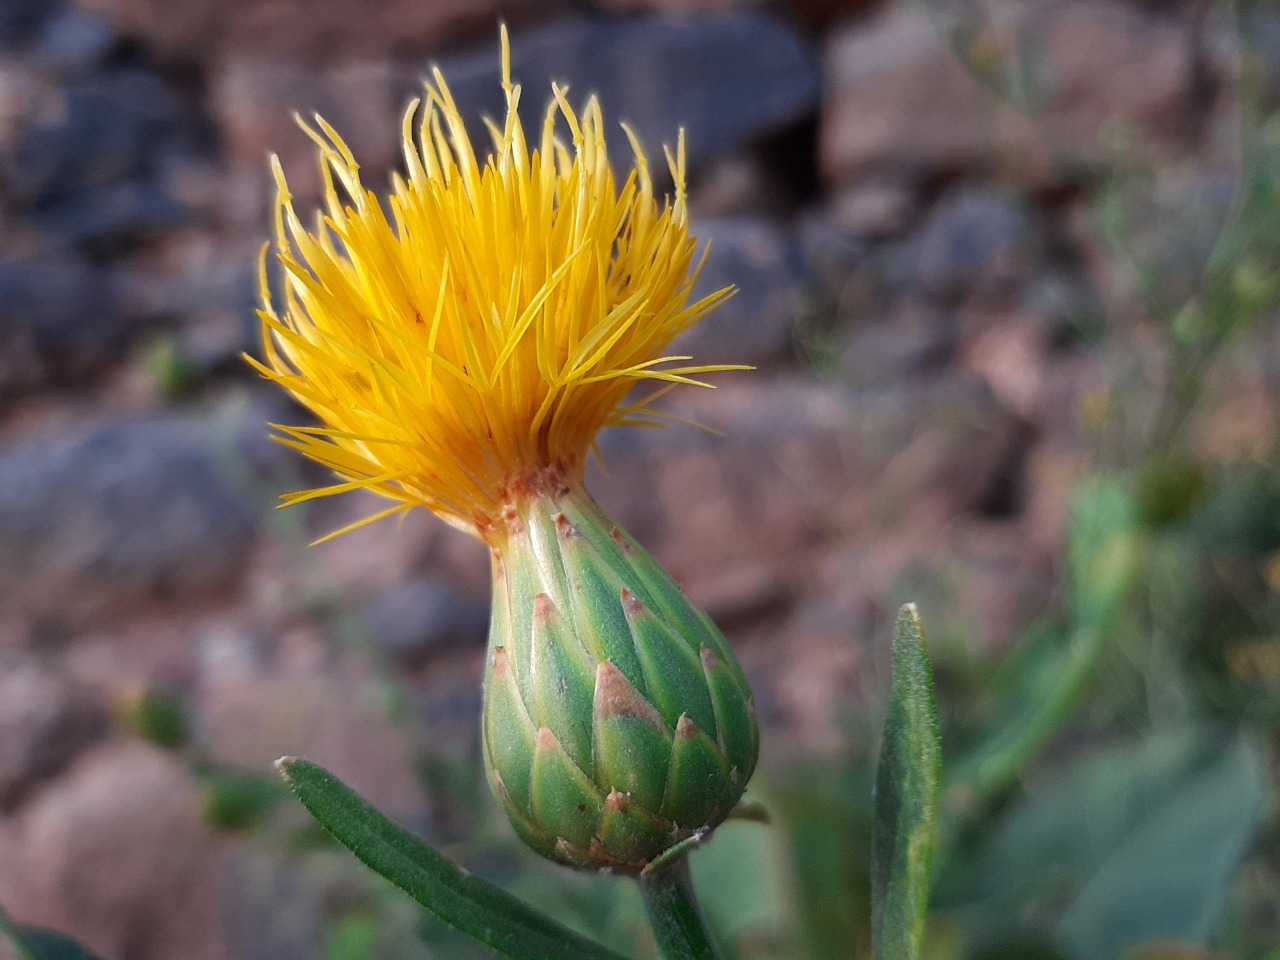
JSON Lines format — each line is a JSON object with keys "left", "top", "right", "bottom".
{"left": 0, "top": 740, "right": 231, "bottom": 960}
{"left": 673, "top": 216, "right": 798, "bottom": 366}
{"left": 74, "top": 0, "right": 554, "bottom": 62}
{"left": 592, "top": 0, "right": 768, "bottom": 15}
{"left": 0, "top": 417, "right": 258, "bottom": 622}
{"left": 822, "top": 2, "right": 1202, "bottom": 188}
{"left": 7, "top": 66, "right": 185, "bottom": 204}
{"left": 210, "top": 55, "right": 399, "bottom": 195}
{"left": 199, "top": 664, "right": 427, "bottom": 818}
{"left": 36, "top": 9, "right": 118, "bottom": 77}
{"left": 839, "top": 298, "right": 956, "bottom": 388}
{"left": 593, "top": 376, "right": 1021, "bottom": 596}
{"left": 25, "top": 180, "right": 186, "bottom": 249}
{"left": 0, "top": 657, "right": 105, "bottom": 809}
{"left": 821, "top": 9, "right": 1040, "bottom": 187}
{"left": 0, "top": 0, "right": 57, "bottom": 50}
{"left": 433, "top": 13, "right": 820, "bottom": 167}
{"left": 357, "top": 577, "right": 488, "bottom": 663}
{"left": 0, "top": 257, "right": 124, "bottom": 395}
{"left": 910, "top": 186, "right": 1033, "bottom": 305}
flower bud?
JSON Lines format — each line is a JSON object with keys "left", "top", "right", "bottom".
{"left": 482, "top": 479, "right": 758, "bottom": 872}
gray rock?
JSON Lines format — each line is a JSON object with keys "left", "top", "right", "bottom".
{"left": 26, "top": 181, "right": 186, "bottom": 249}
{"left": 0, "top": 658, "right": 105, "bottom": 810}
{"left": 0, "top": 257, "right": 125, "bottom": 396}
{"left": 358, "top": 577, "right": 488, "bottom": 662}
{"left": 0, "top": 0, "right": 55, "bottom": 49}
{"left": 911, "top": 186, "right": 1032, "bottom": 304}
{"left": 37, "top": 10, "right": 118, "bottom": 76}
{"left": 8, "top": 66, "right": 184, "bottom": 203}
{"left": 673, "top": 216, "right": 799, "bottom": 367}
{"left": 431, "top": 13, "right": 820, "bottom": 166}
{"left": 839, "top": 298, "right": 956, "bottom": 387}
{"left": 0, "top": 417, "right": 259, "bottom": 621}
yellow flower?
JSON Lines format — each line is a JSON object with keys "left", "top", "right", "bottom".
{"left": 249, "top": 29, "right": 738, "bottom": 543}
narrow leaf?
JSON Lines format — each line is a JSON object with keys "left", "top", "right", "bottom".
{"left": 872, "top": 604, "right": 942, "bottom": 960}
{"left": 277, "top": 757, "right": 631, "bottom": 960}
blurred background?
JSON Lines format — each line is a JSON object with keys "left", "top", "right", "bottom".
{"left": 0, "top": 0, "right": 1277, "bottom": 957}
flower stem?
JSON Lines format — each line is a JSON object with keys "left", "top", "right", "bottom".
{"left": 639, "top": 859, "right": 725, "bottom": 960}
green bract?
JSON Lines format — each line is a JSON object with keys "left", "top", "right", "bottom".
{"left": 483, "top": 486, "right": 759, "bottom": 872}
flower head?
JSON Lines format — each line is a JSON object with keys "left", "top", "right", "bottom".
{"left": 250, "top": 29, "right": 736, "bottom": 542}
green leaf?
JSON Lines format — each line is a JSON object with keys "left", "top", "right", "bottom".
{"left": 1058, "top": 731, "right": 1265, "bottom": 960}
{"left": 0, "top": 910, "right": 104, "bottom": 960}
{"left": 277, "top": 757, "right": 631, "bottom": 960}
{"left": 872, "top": 604, "right": 943, "bottom": 960}
{"left": 955, "top": 726, "right": 1267, "bottom": 959}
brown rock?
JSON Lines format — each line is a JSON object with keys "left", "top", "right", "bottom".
{"left": 0, "top": 740, "right": 231, "bottom": 960}
{"left": 73, "top": 0, "right": 555, "bottom": 62}
{"left": 822, "top": 2, "right": 1203, "bottom": 188}
{"left": 0, "top": 658, "right": 104, "bottom": 809}
{"left": 821, "top": 9, "right": 1043, "bottom": 186}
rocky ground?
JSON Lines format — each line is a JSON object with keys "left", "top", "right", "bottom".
{"left": 0, "top": 0, "right": 1276, "bottom": 956}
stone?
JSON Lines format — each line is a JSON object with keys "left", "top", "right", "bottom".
{"left": 37, "top": 9, "right": 118, "bottom": 77}
{"left": 7, "top": 66, "right": 185, "bottom": 204}
{"left": 839, "top": 298, "right": 956, "bottom": 388}
{"left": 357, "top": 577, "right": 488, "bottom": 662}
{"left": 0, "top": 257, "right": 124, "bottom": 395}
{"left": 592, "top": 0, "right": 768, "bottom": 15}
{"left": 0, "top": 740, "right": 232, "bottom": 960}
{"left": 590, "top": 376, "right": 1022, "bottom": 602}
{"left": 821, "top": 3, "right": 1201, "bottom": 188}
{"left": 672, "top": 216, "right": 799, "bottom": 367}
{"left": 0, "top": 0, "right": 56, "bottom": 49}
{"left": 0, "top": 657, "right": 105, "bottom": 809}
{"left": 910, "top": 186, "right": 1033, "bottom": 305}
{"left": 821, "top": 9, "right": 1040, "bottom": 187}
{"left": 431, "top": 13, "right": 820, "bottom": 167}
{"left": 210, "top": 56, "right": 400, "bottom": 199}
{"left": 0, "top": 416, "right": 259, "bottom": 622}
{"left": 25, "top": 180, "right": 186, "bottom": 249}
{"left": 74, "top": 0, "right": 555, "bottom": 61}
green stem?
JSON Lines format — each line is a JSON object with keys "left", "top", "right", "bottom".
{"left": 639, "top": 860, "right": 725, "bottom": 960}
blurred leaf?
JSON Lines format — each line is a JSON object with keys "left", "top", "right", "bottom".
{"left": 201, "top": 769, "right": 289, "bottom": 830}
{"left": 771, "top": 762, "right": 872, "bottom": 960}
{"left": 956, "top": 726, "right": 1267, "bottom": 958}
{"left": 123, "top": 688, "right": 189, "bottom": 749}
{"left": 692, "top": 818, "right": 796, "bottom": 959}
{"left": 0, "top": 912, "right": 103, "bottom": 960}
{"left": 872, "top": 604, "right": 943, "bottom": 960}
{"left": 1058, "top": 732, "right": 1267, "bottom": 960}
{"left": 277, "top": 757, "right": 631, "bottom": 960}
{"left": 322, "top": 913, "right": 379, "bottom": 960}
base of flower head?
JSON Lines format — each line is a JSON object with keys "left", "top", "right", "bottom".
{"left": 481, "top": 483, "right": 758, "bottom": 873}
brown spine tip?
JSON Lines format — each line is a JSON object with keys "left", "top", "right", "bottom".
{"left": 536, "top": 726, "right": 559, "bottom": 754}
{"left": 700, "top": 645, "right": 722, "bottom": 672}
{"left": 492, "top": 646, "right": 511, "bottom": 678}
{"left": 533, "top": 592, "right": 556, "bottom": 626}
{"left": 605, "top": 788, "right": 629, "bottom": 812}
{"left": 620, "top": 587, "right": 647, "bottom": 618}
{"left": 610, "top": 528, "right": 633, "bottom": 553}
{"left": 595, "top": 661, "right": 666, "bottom": 729}
{"left": 675, "top": 713, "right": 699, "bottom": 740}
{"left": 554, "top": 512, "right": 580, "bottom": 540}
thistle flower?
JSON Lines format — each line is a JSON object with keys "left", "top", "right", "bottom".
{"left": 251, "top": 30, "right": 758, "bottom": 872}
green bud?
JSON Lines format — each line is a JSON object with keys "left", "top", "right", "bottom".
{"left": 482, "top": 484, "right": 758, "bottom": 872}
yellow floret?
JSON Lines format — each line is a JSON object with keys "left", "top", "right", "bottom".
{"left": 249, "top": 28, "right": 738, "bottom": 542}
